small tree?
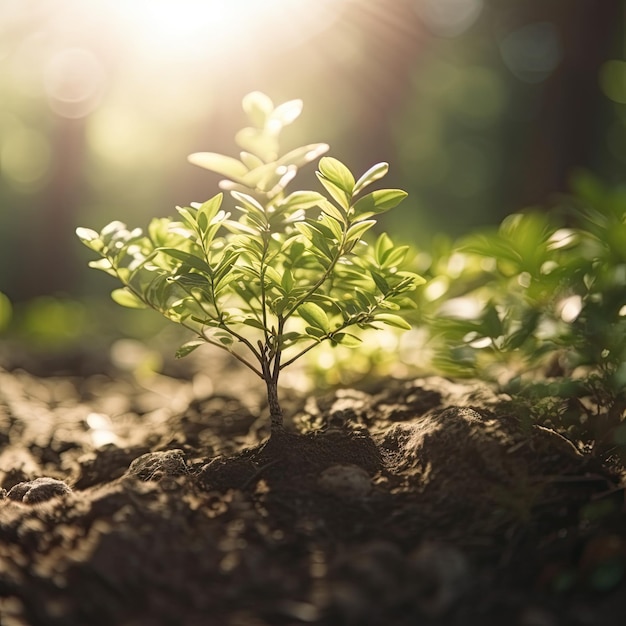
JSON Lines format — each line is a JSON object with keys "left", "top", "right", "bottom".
{"left": 77, "top": 92, "right": 422, "bottom": 435}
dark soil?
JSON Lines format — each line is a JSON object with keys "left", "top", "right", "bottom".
{"left": 1, "top": 346, "right": 625, "bottom": 626}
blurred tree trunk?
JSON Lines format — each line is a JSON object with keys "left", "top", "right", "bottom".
{"left": 18, "top": 117, "right": 85, "bottom": 301}
{"left": 516, "top": 0, "right": 622, "bottom": 205}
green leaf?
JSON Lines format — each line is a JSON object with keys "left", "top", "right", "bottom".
{"left": 298, "top": 302, "right": 329, "bottom": 330}
{"left": 76, "top": 227, "right": 104, "bottom": 252}
{"left": 264, "top": 265, "right": 284, "bottom": 288}
{"left": 318, "top": 157, "right": 355, "bottom": 195}
{"left": 278, "top": 143, "right": 329, "bottom": 169}
{"left": 346, "top": 219, "right": 376, "bottom": 243}
{"left": 374, "top": 233, "right": 394, "bottom": 265}
{"left": 187, "top": 152, "right": 249, "bottom": 181}
{"left": 242, "top": 91, "right": 273, "bottom": 128}
{"left": 231, "top": 190, "right": 266, "bottom": 217}
{"left": 374, "top": 313, "right": 412, "bottom": 330}
{"left": 100, "top": 220, "right": 127, "bottom": 240}
{"left": 355, "top": 289, "right": 376, "bottom": 309}
{"left": 158, "top": 248, "right": 213, "bottom": 275}
{"left": 176, "top": 206, "right": 198, "bottom": 231}
{"left": 317, "top": 174, "right": 350, "bottom": 211}
{"left": 88, "top": 258, "right": 115, "bottom": 275}
{"left": 279, "top": 331, "right": 307, "bottom": 349}
{"left": 304, "top": 326, "right": 326, "bottom": 339}
{"left": 242, "top": 318, "right": 268, "bottom": 331}
{"left": 318, "top": 213, "right": 344, "bottom": 241}
{"left": 381, "top": 245, "right": 410, "bottom": 268}
{"left": 240, "top": 151, "right": 264, "bottom": 170}
{"left": 332, "top": 332, "right": 362, "bottom": 347}
{"left": 480, "top": 303, "right": 503, "bottom": 338}
{"left": 216, "top": 333, "right": 234, "bottom": 346}
{"left": 148, "top": 218, "right": 173, "bottom": 246}
{"left": 319, "top": 199, "right": 347, "bottom": 223}
{"left": 235, "top": 127, "right": 278, "bottom": 162}
{"left": 176, "top": 339, "right": 205, "bottom": 358}
{"left": 281, "top": 268, "right": 294, "bottom": 293}
{"left": 353, "top": 189, "right": 408, "bottom": 216}
{"left": 353, "top": 162, "right": 389, "bottom": 195}
{"left": 371, "top": 271, "right": 390, "bottom": 294}
{"left": 276, "top": 190, "right": 326, "bottom": 212}
{"left": 269, "top": 99, "right": 303, "bottom": 127}
{"left": 111, "top": 288, "right": 146, "bottom": 309}
{"left": 196, "top": 194, "right": 224, "bottom": 230}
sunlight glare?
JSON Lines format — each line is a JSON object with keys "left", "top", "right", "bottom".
{"left": 106, "top": 0, "right": 343, "bottom": 61}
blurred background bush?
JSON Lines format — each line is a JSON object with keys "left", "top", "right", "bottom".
{"left": 0, "top": 0, "right": 624, "bottom": 360}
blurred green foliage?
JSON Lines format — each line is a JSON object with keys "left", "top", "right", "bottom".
{"left": 414, "top": 172, "right": 626, "bottom": 455}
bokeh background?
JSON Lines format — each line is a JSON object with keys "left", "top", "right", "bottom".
{"left": 0, "top": 0, "right": 624, "bottom": 354}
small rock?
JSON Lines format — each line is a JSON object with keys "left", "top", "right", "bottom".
{"left": 126, "top": 449, "right": 187, "bottom": 481}
{"left": 317, "top": 464, "right": 372, "bottom": 500}
{"left": 6, "top": 477, "right": 72, "bottom": 504}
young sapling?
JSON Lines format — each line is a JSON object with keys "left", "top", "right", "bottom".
{"left": 77, "top": 92, "right": 423, "bottom": 436}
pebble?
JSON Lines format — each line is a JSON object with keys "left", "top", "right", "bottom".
{"left": 126, "top": 449, "right": 188, "bottom": 481}
{"left": 317, "top": 464, "right": 372, "bottom": 500}
{"left": 6, "top": 477, "right": 72, "bottom": 504}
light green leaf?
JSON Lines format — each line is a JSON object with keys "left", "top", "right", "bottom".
{"left": 278, "top": 143, "right": 329, "bottom": 169}
{"left": 374, "top": 313, "right": 412, "bottom": 330}
{"left": 270, "top": 99, "right": 303, "bottom": 127}
{"left": 353, "top": 189, "right": 408, "bottom": 216}
{"left": 100, "top": 221, "right": 127, "bottom": 239}
{"left": 76, "top": 227, "right": 103, "bottom": 252}
{"left": 353, "top": 162, "right": 389, "bottom": 195}
{"left": 111, "top": 288, "right": 146, "bottom": 309}
{"left": 318, "top": 157, "right": 355, "bottom": 195}
{"left": 148, "top": 218, "right": 173, "bottom": 246}
{"left": 242, "top": 91, "right": 273, "bottom": 128}
{"left": 196, "top": 194, "right": 224, "bottom": 229}
{"left": 264, "top": 265, "right": 284, "bottom": 288}
{"left": 374, "top": 233, "right": 394, "bottom": 265}
{"left": 240, "top": 151, "right": 264, "bottom": 170}
{"left": 88, "top": 258, "right": 115, "bottom": 275}
{"left": 298, "top": 302, "right": 329, "bottom": 330}
{"left": 304, "top": 326, "right": 326, "bottom": 339}
{"left": 276, "top": 190, "right": 326, "bottom": 211}
{"left": 176, "top": 339, "right": 205, "bottom": 358}
{"left": 319, "top": 198, "right": 347, "bottom": 223}
{"left": 235, "top": 127, "right": 278, "bottom": 162}
{"left": 216, "top": 333, "right": 235, "bottom": 346}
{"left": 158, "top": 248, "right": 212, "bottom": 275}
{"left": 317, "top": 174, "right": 350, "bottom": 211}
{"left": 346, "top": 219, "right": 376, "bottom": 243}
{"left": 281, "top": 269, "right": 294, "bottom": 293}
{"left": 332, "top": 332, "right": 362, "bottom": 347}
{"left": 231, "top": 190, "right": 266, "bottom": 216}
{"left": 294, "top": 221, "right": 316, "bottom": 241}
{"left": 242, "top": 318, "right": 268, "bottom": 331}
{"left": 187, "top": 152, "right": 249, "bottom": 181}
{"left": 176, "top": 206, "right": 198, "bottom": 230}
{"left": 381, "top": 245, "right": 410, "bottom": 268}
{"left": 318, "top": 213, "right": 344, "bottom": 241}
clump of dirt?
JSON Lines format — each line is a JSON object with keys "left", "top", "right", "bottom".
{"left": 0, "top": 355, "right": 625, "bottom": 626}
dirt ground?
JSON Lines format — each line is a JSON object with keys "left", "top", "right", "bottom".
{"left": 0, "top": 344, "right": 625, "bottom": 626}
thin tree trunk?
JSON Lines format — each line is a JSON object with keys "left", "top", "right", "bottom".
{"left": 265, "top": 378, "right": 284, "bottom": 435}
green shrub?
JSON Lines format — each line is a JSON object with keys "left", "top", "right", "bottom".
{"left": 77, "top": 92, "right": 422, "bottom": 434}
